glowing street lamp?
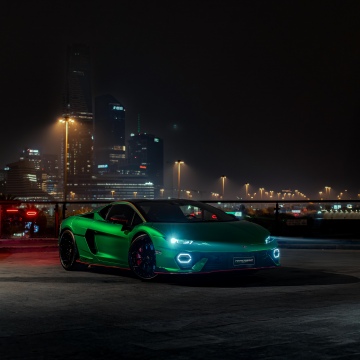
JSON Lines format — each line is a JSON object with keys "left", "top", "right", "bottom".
{"left": 325, "top": 186, "right": 331, "bottom": 199}
{"left": 160, "top": 188, "right": 164, "bottom": 198}
{"left": 133, "top": 191, "right": 137, "bottom": 198}
{"left": 175, "top": 160, "right": 184, "bottom": 199}
{"left": 259, "top": 187, "right": 264, "bottom": 199}
{"left": 245, "top": 183, "right": 249, "bottom": 199}
{"left": 221, "top": 175, "right": 226, "bottom": 199}
{"left": 59, "top": 116, "right": 74, "bottom": 202}
{"left": 111, "top": 190, "right": 115, "bottom": 199}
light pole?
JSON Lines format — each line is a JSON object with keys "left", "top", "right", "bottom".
{"left": 325, "top": 186, "right": 331, "bottom": 200}
{"left": 245, "top": 183, "right": 249, "bottom": 199}
{"left": 59, "top": 116, "right": 74, "bottom": 203}
{"left": 133, "top": 191, "right": 137, "bottom": 198}
{"left": 221, "top": 175, "right": 226, "bottom": 199}
{"left": 175, "top": 160, "right": 184, "bottom": 199}
{"left": 111, "top": 190, "right": 115, "bottom": 199}
{"left": 259, "top": 187, "right": 264, "bottom": 200}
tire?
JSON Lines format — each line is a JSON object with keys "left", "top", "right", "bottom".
{"left": 59, "top": 230, "right": 79, "bottom": 270}
{"left": 128, "top": 234, "right": 157, "bottom": 280}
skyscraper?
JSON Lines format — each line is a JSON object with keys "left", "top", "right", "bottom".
{"left": 61, "top": 44, "right": 94, "bottom": 199}
{"left": 5, "top": 160, "right": 52, "bottom": 201}
{"left": 94, "top": 94, "right": 126, "bottom": 173}
{"left": 127, "top": 133, "right": 164, "bottom": 189}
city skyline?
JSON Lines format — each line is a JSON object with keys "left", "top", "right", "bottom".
{"left": 1, "top": 1, "right": 360, "bottom": 198}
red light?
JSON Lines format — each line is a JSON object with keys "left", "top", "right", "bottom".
{"left": 6, "top": 209, "right": 19, "bottom": 213}
{"left": 211, "top": 214, "right": 218, "bottom": 220}
{"left": 26, "top": 211, "right": 38, "bottom": 217}
{"left": 140, "top": 165, "right": 147, "bottom": 169}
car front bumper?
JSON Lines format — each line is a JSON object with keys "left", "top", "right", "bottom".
{"left": 155, "top": 247, "right": 280, "bottom": 274}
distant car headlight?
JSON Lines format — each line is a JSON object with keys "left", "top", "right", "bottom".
{"left": 265, "top": 236, "right": 275, "bottom": 244}
{"left": 170, "top": 237, "right": 193, "bottom": 245}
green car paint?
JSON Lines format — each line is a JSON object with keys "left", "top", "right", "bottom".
{"left": 59, "top": 199, "right": 280, "bottom": 280}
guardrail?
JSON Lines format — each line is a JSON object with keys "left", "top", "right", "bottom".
{"left": 1, "top": 199, "right": 360, "bottom": 239}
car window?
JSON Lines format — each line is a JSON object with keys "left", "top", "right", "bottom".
{"left": 136, "top": 201, "right": 235, "bottom": 223}
{"left": 98, "top": 205, "right": 112, "bottom": 219}
{"left": 106, "top": 204, "right": 143, "bottom": 226}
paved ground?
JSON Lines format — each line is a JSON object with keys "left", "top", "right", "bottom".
{"left": 0, "top": 248, "right": 360, "bottom": 359}
{"left": 2, "top": 235, "right": 360, "bottom": 253}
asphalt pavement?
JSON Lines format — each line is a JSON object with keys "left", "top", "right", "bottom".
{"left": 1, "top": 236, "right": 360, "bottom": 253}
{"left": 1, "top": 249, "right": 360, "bottom": 360}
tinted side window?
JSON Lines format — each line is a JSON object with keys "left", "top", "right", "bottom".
{"left": 107, "top": 204, "right": 143, "bottom": 226}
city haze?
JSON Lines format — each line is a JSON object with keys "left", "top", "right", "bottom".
{"left": 1, "top": 1, "right": 360, "bottom": 199}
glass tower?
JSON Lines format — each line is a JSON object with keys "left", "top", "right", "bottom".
{"left": 94, "top": 94, "right": 126, "bottom": 173}
{"left": 61, "top": 44, "right": 94, "bottom": 198}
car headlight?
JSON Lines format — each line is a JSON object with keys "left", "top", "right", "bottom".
{"left": 265, "top": 236, "right": 275, "bottom": 244}
{"left": 170, "top": 237, "right": 193, "bottom": 245}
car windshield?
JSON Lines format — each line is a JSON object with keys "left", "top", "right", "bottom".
{"left": 136, "top": 200, "right": 236, "bottom": 223}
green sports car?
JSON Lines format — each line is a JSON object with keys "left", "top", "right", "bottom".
{"left": 59, "top": 199, "right": 280, "bottom": 280}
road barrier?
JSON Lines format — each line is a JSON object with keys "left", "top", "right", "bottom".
{"left": 1, "top": 199, "right": 359, "bottom": 239}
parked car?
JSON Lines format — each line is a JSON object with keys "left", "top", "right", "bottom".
{"left": 59, "top": 199, "right": 280, "bottom": 280}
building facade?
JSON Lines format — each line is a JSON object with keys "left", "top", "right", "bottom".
{"left": 94, "top": 94, "right": 126, "bottom": 173}
{"left": 4, "top": 160, "right": 53, "bottom": 201}
{"left": 127, "top": 133, "right": 164, "bottom": 190}
{"left": 61, "top": 43, "right": 94, "bottom": 199}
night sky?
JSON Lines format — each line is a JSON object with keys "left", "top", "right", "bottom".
{"left": 1, "top": 1, "right": 360, "bottom": 199}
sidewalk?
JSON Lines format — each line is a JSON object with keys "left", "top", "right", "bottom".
{"left": 0, "top": 238, "right": 58, "bottom": 253}
{"left": 275, "top": 236, "right": 360, "bottom": 250}
{"left": 1, "top": 236, "right": 360, "bottom": 253}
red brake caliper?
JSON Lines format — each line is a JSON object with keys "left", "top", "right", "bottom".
{"left": 136, "top": 246, "right": 143, "bottom": 266}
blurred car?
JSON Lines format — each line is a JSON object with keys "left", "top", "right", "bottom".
{"left": 59, "top": 199, "right": 280, "bottom": 280}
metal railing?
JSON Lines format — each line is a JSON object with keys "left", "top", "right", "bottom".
{"left": 1, "top": 199, "right": 360, "bottom": 239}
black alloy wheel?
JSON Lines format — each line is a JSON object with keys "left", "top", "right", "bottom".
{"left": 59, "top": 230, "right": 78, "bottom": 270}
{"left": 128, "top": 234, "right": 157, "bottom": 280}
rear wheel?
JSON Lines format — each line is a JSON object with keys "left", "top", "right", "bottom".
{"left": 59, "top": 230, "right": 78, "bottom": 270}
{"left": 128, "top": 235, "right": 157, "bottom": 280}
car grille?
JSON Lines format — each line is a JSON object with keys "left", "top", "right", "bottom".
{"left": 199, "top": 250, "right": 277, "bottom": 272}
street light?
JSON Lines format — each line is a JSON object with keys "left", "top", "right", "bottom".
{"left": 133, "top": 191, "right": 137, "bottom": 198}
{"left": 111, "top": 190, "right": 115, "bottom": 199}
{"left": 325, "top": 186, "right": 331, "bottom": 200}
{"left": 259, "top": 187, "right": 264, "bottom": 199}
{"left": 175, "top": 160, "right": 184, "bottom": 199}
{"left": 221, "top": 175, "right": 226, "bottom": 199}
{"left": 245, "top": 183, "right": 249, "bottom": 199}
{"left": 59, "top": 116, "right": 74, "bottom": 202}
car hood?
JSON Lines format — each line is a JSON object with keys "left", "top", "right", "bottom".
{"left": 147, "top": 220, "right": 270, "bottom": 245}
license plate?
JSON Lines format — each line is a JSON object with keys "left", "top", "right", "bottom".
{"left": 233, "top": 257, "right": 255, "bottom": 266}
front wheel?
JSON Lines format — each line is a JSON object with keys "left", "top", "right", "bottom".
{"left": 128, "top": 235, "right": 157, "bottom": 280}
{"left": 59, "top": 230, "right": 79, "bottom": 270}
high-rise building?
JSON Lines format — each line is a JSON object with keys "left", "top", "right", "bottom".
{"left": 20, "top": 149, "right": 41, "bottom": 171}
{"left": 41, "top": 154, "right": 59, "bottom": 195}
{"left": 94, "top": 94, "right": 126, "bottom": 173}
{"left": 19, "top": 148, "right": 59, "bottom": 196}
{"left": 61, "top": 44, "right": 94, "bottom": 199}
{"left": 127, "top": 133, "right": 164, "bottom": 189}
{"left": 5, "top": 160, "right": 53, "bottom": 201}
